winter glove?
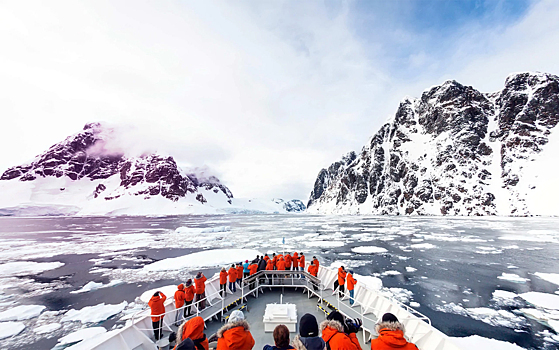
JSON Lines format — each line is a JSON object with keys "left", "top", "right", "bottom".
{"left": 345, "top": 318, "right": 362, "bottom": 334}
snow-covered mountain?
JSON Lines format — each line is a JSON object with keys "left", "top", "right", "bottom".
{"left": 0, "top": 123, "right": 304, "bottom": 216}
{"left": 307, "top": 72, "right": 559, "bottom": 216}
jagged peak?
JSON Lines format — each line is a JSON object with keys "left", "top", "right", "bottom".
{"left": 504, "top": 71, "right": 558, "bottom": 90}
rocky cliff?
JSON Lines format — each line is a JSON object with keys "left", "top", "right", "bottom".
{"left": 307, "top": 72, "right": 559, "bottom": 216}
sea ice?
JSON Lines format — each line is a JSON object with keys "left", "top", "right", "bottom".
{"left": 351, "top": 246, "right": 388, "bottom": 254}
{"left": 58, "top": 327, "right": 107, "bottom": 345}
{"left": 70, "top": 280, "right": 124, "bottom": 294}
{"left": 0, "top": 321, "right": 25, "bottom": 339}
{"left": 62, "top": 301, "right": 127, "bottom": 323}
{"left": 410, "top": 302, "right": 420, "bottom": 308}
{"left": 303, "top": 241, "right": 345, "bottom": 248}
{"left": 144, "top": 249, "right": 262, "bottom": 272}
{"left": 381, "top": 270, "right": 401, "bottom": 276}
{"left": 519, "top": 292, "right": 559, "bottom": 310}
{"left": 0, "top": 261, "right": 64, "bottom": 277}
{"left": 354, "top": 274, "right": 382, "bottom": 290}
{"left": 0, "top": 304, "right": 45, "bottom": 321}
{"left": 534, "top": 272, "right": 559, "bottom": 287}
{"left": 405, "top": 267, "right": 417, "bottom": 272}
{"left": 409, "top": 243, "right": 436, "bottom": 250}
{"left": 34, "top": 323, "right": 62, "bottom": 334}
{"left": 451, "top": 335, "right": 525, "bottom": 350}
{"left": 497, "top": 273, "right": 529, "bottom": 283}
{"left": 140, "top": 285, "right": 178, "bottom": 303}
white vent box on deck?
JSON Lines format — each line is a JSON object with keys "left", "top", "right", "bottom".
{"left": 263, "top": 303, "right": 297, "bottom": 332}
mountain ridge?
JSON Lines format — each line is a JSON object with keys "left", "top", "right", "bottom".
{"left": 307, "top": 72, "right": 559, "bottom": 216}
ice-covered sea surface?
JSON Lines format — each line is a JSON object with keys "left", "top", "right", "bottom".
{"left": 0, "top": 215, "right": 558, "bottom": 350}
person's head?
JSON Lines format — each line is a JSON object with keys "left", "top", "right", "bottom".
{"left": 349, "top": 270, "right": 354, "bottom": 275}
{"left": 265, "top": 254, "right": 269, "bottom": 257}
{"left": 299, "top": 313, "right": 319, "bottom": 337}
{"left": 340, "top": 266, "right": 345, "bottom": 270}
{"left": 300, "top": 252, "right": 304, "bottom": 255}
{"left": 376, "top": 313, "right": 403, "bottom": 333}
{"left": 327, "top": 311, "right": 346, "bottom": 332}
{"left": 273, "top": 253, "right": 276, "bottom": 257}
{"left": 245, "top": 260, "right": 249, "bottom": 263}
{"left": 221, "top": 267, "right": 226, "bottom": 271}
{"left": 186, "top": 279, "right": 192, "bottom": 286}
{"left": 273, "top": 324, "right": 290, "bottom": 348}
{"left": 153, "top": 291, "right": 160, "bottom": 297}
{"left": 196, "top": 272, "right": 202, "bottom": 278}
{"left": 229, "top": 310, "right": 245, "bottom": 324}
{"left": 381, "top": 313, "right": 399, "bottom": 323}
{"left": 312, "top": 256, "right": 316, "bottom": 260}
{"left": 178, "top": 283, "right": 184, "bottom": 290}
{"left": 232, "top": 264, "right": 235, "bottom": 268}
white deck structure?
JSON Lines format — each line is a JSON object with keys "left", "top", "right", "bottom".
{"left": 66, "top": 264, "right": 463, "bottom": 350}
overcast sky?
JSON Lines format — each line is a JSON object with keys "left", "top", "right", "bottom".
{"left": 1, "top": 0, "right": 558, "bottom": 201}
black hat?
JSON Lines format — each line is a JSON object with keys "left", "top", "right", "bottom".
{"left": 381, "top": 313, "right": 399, "bottom": 323}
{"left": 176, "top": 338, "right": 195, "bottom": 350}
{"left": 327, "top": 311, "right": 345, "bottom": 326}
{"left": 300, "top": 313, "right": 319, "bottom": 337}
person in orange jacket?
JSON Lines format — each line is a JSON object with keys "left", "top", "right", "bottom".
{"left": 320, "top": 311, "right": 362, "bottom": 350}
{"left": 148, "top": 291, "right": 167, "bottom": 341}
{"left": 248, "top": 262, "right": 258, "bottom": 276}
{"left": 346, "top": 270, "right": 357, "bottom": 306}
{"left": 285, "top": 253, "right": 292, "bottom": 270}
{"left": 266, "top": 259, "right": 274, "bottom": 271}
{"left": 263, "top": 254, "right": 270, "bottom": 262}
{"left": 276, "top": 257, "right": 286, "bottom": 271}
{"left": 337, "top": 266, "right": 347, "bottom": 298}
{"left": 228, "top": 264, "right": 237, "bottom": 293}
{"left": 312, "top": 256, "right": 319, "bottom": 269}
{"left": 195, "top": 272, "right": 207, "bottom": 310}
{"left": 216, "top": 310, "right": 255, "bottom": 350}
{"left": 175, "top": 284, "right": 186, "bottom": 326}
{"left": 175, "top": 316, "right": 209, "bottom": 350}
{"left": 220, "top": 268, "right": 228, "bottom": 297}
{"left": 299, "top": 253, "right": 305, "bottom": 279}
{"left": 292, "top": 252, "right": 299, "bottom": 271}
{"left": 308, "top": 262, "right": 318, "bottom": 291}
{"left": 370, "top": 313, "right": 418, "bottom": 350}
{"left": 236, "top": 263, "right": 244, "bottom": 288}
{"left": 184, "top": 279, "right": 195, "bottom": 316}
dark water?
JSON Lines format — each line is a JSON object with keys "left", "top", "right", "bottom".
{"left": 0, "top": 215, "right": 558, "bottom": 349}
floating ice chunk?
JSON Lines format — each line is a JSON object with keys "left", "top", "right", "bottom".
{"left": 409, "top": 243, "right": 436, "bottom": 250}
{"left": 351, "top": 246, "right": 387, "bottom": 254}
{"left": 71, "top": 280, "right": 124, "bottom": 294}
{"left": 410, "top": 302, "right": 420, "bottom": 308}
{"left": 475, "top": 247, "right": 503, "bottom": 254}
{"left": 0, "top": 304, "right": 46, "bottom": 321}
{"left": 354, "top": 274, "right": 382, "bottom": 290}
{"left": 534, "top": 272, "right": 559, "bottom": 287}
{"left": 451, "top": 335, "right": 525, "bottom": 350}
{"left": 0, "top": 261, "right": 64, "bottom": 277}
{"left": 34, "top": 323, "right": 62, "bottom": 334}
{"left": 0, "top": 321, "right": 25, "bottom": 339}
{"left": 303, "top": 241, "right": 345, "bottom": 248}
{"left": 58, "top": 327, "right": 107, "bottom": 345}
{"left": 144, "top": 249, "right": 262, "bottom": 272}
{"left": 405, "top": 267, "right": 417, "bottom": 272}
{"left": 497, "top": 273, "right": 529, "bottom": 283}
{"left": 381, "top": 270, "right": 401, "bottom": 276}
{"left": 62, "top": 302, "right": 127, "bottom": 323}
{"left": 520, "top": 292, "right": 559, "bottom": 310}
{"left": 436, "top": 303, "right": 527, "bottom": 328}
{"left": 175, "top": 226, "right": 231, "bottom": 234}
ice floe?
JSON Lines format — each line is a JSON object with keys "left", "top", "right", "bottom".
{"left": 0, "top": 321, "right": 25, "bottom": 339}
{"left": 62, "top": 301, "right": 127, "bottom": 323}
{"left": 497, "top": 273, "right": 529, "bottom": 283}
{"left": 351, "top": 246, "right": 387, "bottom": 254}
{"left": 435, "top": 303, "right": 527, "bottom": 328}
{"left": 354, "top": 274, "right": 382, "bottom": 290}
{"left": 405, "top": 267, "right": 417, "bottom": 272}
{"left": 175, "top": 226, "right": 231, "bottom": 234}
{"left": 58, "top": 327, "right": 107, "bottom": 345}
{"left": 519, "top": 292, "right": 559, "bottom": 310}
{"left": 381, "top": 270, "right": 401, "bottom": 276}
{"left": 534, "top": 272, "right": 559, "bottom": 287}
{"left": 451, "top": 335, "right": 525, "bottom": 350}
{"left": 409, "top": 243, "right": 436, "bottom": 250}
{"left": 144, "top": 249, "right": 262, "bottom": 272}
{"left": 0, "top": 261, "right": 64, "bottom": 277}
{"left": 34, "top": 322, "right": 62, "bottom": 334}
{"left": 0, "top": 304, "right": 45, "bottom": 321}
{"left": 71, "top": 280, "right": 124, "bottom": 294}
{"left": 303, "top": 241, "right": 345, "bottom": 248}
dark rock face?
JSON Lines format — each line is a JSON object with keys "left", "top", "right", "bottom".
{"left": 0, "top": 123, "right": 234, "bottom": 204}
{"left": 283, "top": 199, "right": 306, "bottom": 212}
{"left": 308, "top": 72, "right": 559, "bottom": 216}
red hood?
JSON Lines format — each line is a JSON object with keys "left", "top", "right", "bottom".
{"left": 178, "top": 283, "right": 184, "bottom": 290}
{"left": 182, "top": 316, "right": 205, "bottom": 340}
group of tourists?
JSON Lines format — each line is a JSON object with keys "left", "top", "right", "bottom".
{"left": 171, "top": 309, "right": 417, "bottom": 350}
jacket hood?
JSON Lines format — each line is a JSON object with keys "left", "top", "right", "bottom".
{"left": 149, "top": 295, "right": 163, "bottom": 303}
{"left": 374, "top": 327, "right": 409, "bottom": 348}
{"left": 319, "top": 320, "right": 344, "bottom": 337}
{"left": 217, "top": 320, "right": 250, "bottom": 338}
{"left": 293, "top": 335, "right": 325, "bottom": 350}
{"left": 375, "top": 321, "right": 405, "bottom": 333}
{"left": 178, "top": 316, "right": 205, "bottom": 342}
{"left": 178, "top": 283, "right": 185, "bottom": 290}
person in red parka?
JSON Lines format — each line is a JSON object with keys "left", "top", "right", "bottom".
{"left": 320, "top": 311, "right": 362, "bottom": 350}
{"left": 298, "top": 253, "right": 305, "bottom": 279}
{"left": 175, "top": 284, "right": 186, "bottom": 326}
{"left": 370, "top": 313, "right": 418, "bottom": 350}
{"left": 236, "top": 263, "right": 244, "bottom": 288}
{"left": 292, "top": 252, "right": 299, "bottom": 272}
{"left": 195, "top": 272, "right": 207, "bottom": 310}
{"left": 228, "top": 264, "right": 237, "bottom": 293}
{"left": 285, "top": 253, "right": 292, "bottom": 270}
{"left": 220, "top": 268, "right": 228, "bottom": 297}
{"left": 148, "top": 291, "right": 167, "bottom": 341}
{"left": 216, "top": 310, "right": 255, "bottom": 350}
{"left": 175, "top": 316, "right": 209, "bottom": 350}
{"left": 184, "top": 279, "right": 195, "bottom": 316}
{"left": 346, "top": 270, "right": 357, "bottom": 306}
{"left": 312, "top": 256, "right": 319, "bottom": 269}
{"left": 308, "top": 262, "right": 318, "bottom": 291}
{"left": 337, "top": 266, "right": 347, "bottom": 298}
